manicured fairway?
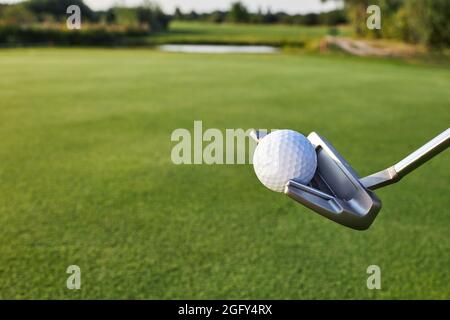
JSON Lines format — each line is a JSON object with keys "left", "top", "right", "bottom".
{"left": 0, "top": 48, "right": 448, "bottom": 299}
{"left": 149, "top": 21, "right": 350, "bottom": 46}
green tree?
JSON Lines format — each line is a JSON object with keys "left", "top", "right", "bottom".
{"left": 113, "top": 7, "right": 138, "bottom": 26}
{"left": 0, "top": 4, "right": 36, "bottom": 24}
{"left": 227, "top": 2, "right": 249, "bottom": 23}
{"left": 105, "top": 8, "right": 116, "bottom": 24}
{"left": 262, "top": 9, "right": 277, "bottom": 24}
{"left": 136, "top": 3, "right": 170, "bottom": 32}
{"left": 186, "top": 10, "right": 198, "bottom": 21}
{"left": 26, "top": 0, "right": 96, "bottom": 22}
{"left": 174, "top": 7, "right": 183, "bottom": 20}
{"left": 403, "top": 0, "right": 450, "bottom": 47}
{"left": 320, "top": 10, "right": 347, "bottom": 26}
{"left": 209, "top": 11, "right": 226, "bottom": 23}
{"left": 303, "top": 13, "right": 320, "bottom": 25}
{"left": 250, "top": 7, "right": 264, "bottom": 24}
{"left": 326, "top": 0, "right": 448, "bottom": 47}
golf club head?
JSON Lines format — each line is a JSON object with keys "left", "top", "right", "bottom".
{"left": 250, "top": 128, "right": 448, "bottom": 230}
{"left": 284, "top": 132, "right": 382, "bottom": 230}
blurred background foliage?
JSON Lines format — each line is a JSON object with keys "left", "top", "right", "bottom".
{"left": 0, "top": 0, "right": 170, "bottom": 45}
{"left": 0, "top": 0, "right": 448, "bottom": 48}
{"left": 338, "top": 0, "right": 449, "bottom": 48}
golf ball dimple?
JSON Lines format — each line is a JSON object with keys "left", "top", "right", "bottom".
{"left": 253, "top": 130, "right": 317, "bottom": 192}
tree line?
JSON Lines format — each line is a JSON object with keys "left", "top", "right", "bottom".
{"left": 173, "top": 2, "right": 347, "bottom": 26}
{"left": 0, "top": 0, "right": 346, "bottom": 29}
{"left": 0, "top": 0, "right": 171, "bottom": 46}
{"left": 0, "top": 0, "right": 448, "bottom": 48}
{"left": 0, "top": 0, "right": 170, "bottom": 32}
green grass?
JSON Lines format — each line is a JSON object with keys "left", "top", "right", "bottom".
{"left": 0, "top": 48, "right": 449, "bottom": 299}
{"left": 148, "top": 21, "right": 350, "bottom": 46}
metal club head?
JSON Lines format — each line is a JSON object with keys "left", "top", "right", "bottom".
{"left": 250, "top": 128, "right": 449, "bottom": 230}
{"left": 285, "top": 132, "right": 381, "bottom": 230}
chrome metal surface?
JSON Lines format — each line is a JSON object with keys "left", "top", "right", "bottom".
{"left": 285, "top": 132, "right": 381, "bottom": 230}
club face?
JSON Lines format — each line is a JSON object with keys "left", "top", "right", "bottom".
{"left": 284, "top": 132, "right": 382, "bottom": 230}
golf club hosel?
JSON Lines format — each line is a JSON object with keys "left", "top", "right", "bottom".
{"left": 361, "top": 128, "right": 450, "bottom": 190}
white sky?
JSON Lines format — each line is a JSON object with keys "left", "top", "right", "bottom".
{"left": 0, "top": 0, "right": 342, "bottom": 14}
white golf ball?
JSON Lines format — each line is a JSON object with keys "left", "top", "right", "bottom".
{"left": 253, "top": 130, "right": 317, "bottom": 192}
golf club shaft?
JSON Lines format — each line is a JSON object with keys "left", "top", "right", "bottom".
{"left": 361, "top": 128, "right": 450, "bottom": 190}
{"left": 394, "top": 128, "right": 450, "bottom": 178}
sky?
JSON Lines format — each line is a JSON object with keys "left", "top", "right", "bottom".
{"left": 0, "top": 0, "right": 342, "bottom": 14}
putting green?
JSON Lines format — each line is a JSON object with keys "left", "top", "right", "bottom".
{"left": 0, "top": 48, "right": 448, "bottom": 299}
